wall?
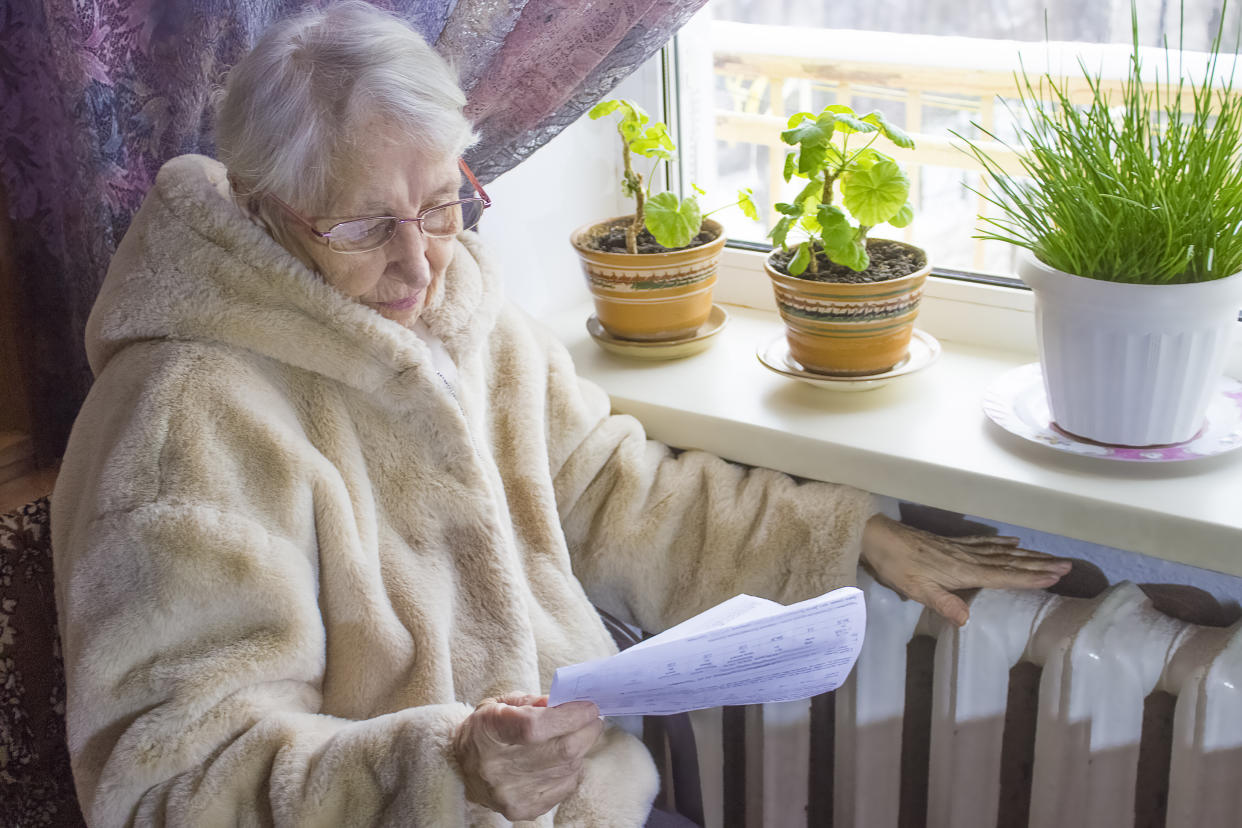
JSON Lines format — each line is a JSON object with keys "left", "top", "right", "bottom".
{"left": 478, "top": 55, "right": 665, "bottom": 319}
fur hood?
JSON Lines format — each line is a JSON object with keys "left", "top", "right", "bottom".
{"left": 54, "top": 154, "right": 875, "bottom": 827}
{"left": 86, "top": 153, "right": 501, "bottom": 407}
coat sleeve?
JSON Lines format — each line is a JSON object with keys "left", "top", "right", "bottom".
{"left": 543, "top": 341, "right": 878, "bottom": 634}
{"left": 53, "top": 500, "right": 476, "bottom": 828}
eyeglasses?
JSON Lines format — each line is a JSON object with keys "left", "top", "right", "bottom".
{"left": 265, "top": 159, "right": 491, "bottom": 254}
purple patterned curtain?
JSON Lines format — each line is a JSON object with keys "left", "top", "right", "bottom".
{"left": 0, "top": 0, "right": 707, "bottom": 461}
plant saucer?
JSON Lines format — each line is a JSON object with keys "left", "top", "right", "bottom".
{"left": 756, "top": 328, "right": 941, "bottom": 392}
{"left": 587, "top": 304, "right": 729, "bottom": 360}
{"left": 983, "top": 363, "right": 1242, "bottom": 462}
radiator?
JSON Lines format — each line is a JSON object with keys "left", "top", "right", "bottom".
{"left": 682, "top": 571, "right": 1242, "bottom": 828}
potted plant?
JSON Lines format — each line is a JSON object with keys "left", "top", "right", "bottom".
{"left": 961, "top": 4, "right": 1242, "bottom": 446}
{"left": 571, "top": 99, "right": 757, "bottom": 342}
{"left": 763, "top": 103, "right": 928, "bottom": 375}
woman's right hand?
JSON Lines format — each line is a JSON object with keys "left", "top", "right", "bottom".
{"left": 453, "top": 693, "right": 604, "bottom": 821}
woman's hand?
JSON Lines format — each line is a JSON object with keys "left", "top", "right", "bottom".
{"left": 860, "top": 513, "right": 1072, "bottom": 626}
{"left": 453, "top": 693, "right": 603, "bottom": 821}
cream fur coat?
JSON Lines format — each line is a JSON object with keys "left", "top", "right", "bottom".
{"left": 51, "top": 155, "right": 876, "bottom": 827}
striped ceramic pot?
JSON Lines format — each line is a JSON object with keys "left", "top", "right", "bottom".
{"left": 571, "top": 217, "right": 726, "bottom": 341}
{"left": 765, "top": 240, "right": 931, "bottom": 375}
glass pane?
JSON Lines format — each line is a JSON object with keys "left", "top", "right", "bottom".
{"left": 331, "top": 217, "right": 393, "bottom": 251}
{"left": 676, "top": 1, "right": 1240, "bottom": 277}
{"left": 422, "top": 203, "right": 464, "bottom": 236}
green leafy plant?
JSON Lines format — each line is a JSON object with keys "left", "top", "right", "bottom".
{"left": 589, "top": 99, "right": 758, "bottom": 253}
{"left": 769, "top": 104, "right": 916, "bottom": 275}
{"left": 958, "top": 2, "right": 1242, "bottom": 284}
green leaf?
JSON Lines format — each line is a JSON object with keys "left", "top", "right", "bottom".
{"left": 789, "top": 242, "right": 812, "bottom": 276}
{"left": 841, "top": 157, "right": 910, "bottom": 226}
{"left": 630, "top": 122, "right": 675, "bottom": 159}
{"left": 769, "top": 216, "right": 795, "bottom": 248}
{"left": 829, "top": 236, "right": 870, "bottom": 271}
{"left": 786, "top": 111, "right": 816, "bottom": 128}
{"left": 783, "top": 152, "right": 798, "bottom": 182}
{"left": 817, "top": 205, "right": 856, "bottom": 251}
{"left": 888, "top": 201, "right": 915, "bottom": 228}
{"left": 588, "top": 100, "right": 623, "bottom": 120}
{"left": 691, "top": 182, "right": 707, "bottom": 196}
{"left": 817, "top": 210, "right": 869, "bottom": 271}
{"left": 782, "top": 118, "right": 835, "bottom": 149}
{"left": 862, "top": 111, "right": 915, "bottom": 149}
{"left": 774, "top": 201, "right": 801, "bottom": 217}
{"left": 794, "top": 176, "right": 824, "bottom": 208}
{"left": 849, "top": 147, "right": 882, "bottom": 169}
{"left": 737, "top": 188, "right": 759, "bottom": 221}
{"left": 591, "top": 99, "right": 656, "bottom": 149}
{"left": 616, "top": 102, "right": 651, "bottom": 143}
{"left": 822, "top": 106, "right": 875, "bottom": 135}
{"left": 645, "top": 192, "right": 702, "bottom": 249}
{"left": 797, "top": 143, "right": 829, "bottom": 177}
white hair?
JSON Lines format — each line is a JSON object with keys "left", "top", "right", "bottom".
{"left": 215, "top": 1, "right": 476, "bottom": 215}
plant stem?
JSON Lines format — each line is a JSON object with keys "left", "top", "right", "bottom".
{"left": 622, "top": 137, "right": 644, "bottom": 254}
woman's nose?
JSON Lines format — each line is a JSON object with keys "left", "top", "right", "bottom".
{"left": 389, "top": 221, "right": 432, "bottom": 288}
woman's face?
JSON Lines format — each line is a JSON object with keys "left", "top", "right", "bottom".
{"left": 290, "top": 133, "right": 461, "bottom": 328}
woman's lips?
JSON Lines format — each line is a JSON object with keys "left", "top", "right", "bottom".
{"left": 378, "top": 292, "right": 421, "bottom": 312}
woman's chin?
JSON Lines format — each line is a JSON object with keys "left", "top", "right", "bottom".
{"left": 379, "top": 304, "right": 423, "bottom": 327}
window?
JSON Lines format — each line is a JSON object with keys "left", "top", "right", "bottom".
{"left": 672, "top": 1, "right": 1239, "bottom": 280}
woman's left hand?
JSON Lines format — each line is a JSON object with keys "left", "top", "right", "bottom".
{"left": 859, "top": 513, "right": 1072, "bottom": 626}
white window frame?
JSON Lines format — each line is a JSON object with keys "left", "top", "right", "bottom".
{"left": 659, "top": 28, "right": 1242, "bottom": 349}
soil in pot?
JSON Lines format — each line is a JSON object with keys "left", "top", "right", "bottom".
{"left": 585, "top": 225, "right": 718, "bottom": 255}
{"left": 769, "top": 239, "right": 926, "bottom": 283}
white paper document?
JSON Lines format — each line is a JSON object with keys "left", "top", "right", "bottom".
{"left": 548, "top": 587, "right": 866, "bottom": 716}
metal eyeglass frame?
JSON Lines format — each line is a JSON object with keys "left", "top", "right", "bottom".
{"left": 264, "top": 158, "right": 492, "bottom": 253}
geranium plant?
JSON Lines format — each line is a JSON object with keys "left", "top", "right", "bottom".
{"left": 589, "top": 98, "right": 757, "bottom": 253}
{"left": 770, "top": 104, "right": 916, "bottom": 275}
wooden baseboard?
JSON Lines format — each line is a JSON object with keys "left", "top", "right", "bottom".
{"left": 0, "top": 467, "right": 57, "bottom": 514}
{"left": 0, "top": 431, "right": 34, "bottom": 486}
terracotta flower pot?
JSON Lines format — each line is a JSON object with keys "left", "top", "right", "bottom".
{"left": 571, "top": 217, "right": 727, "bottom": 341}
{"left": 764, "top": 239, "right": 930, "bottom": 376}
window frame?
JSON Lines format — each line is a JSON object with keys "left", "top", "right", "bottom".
{"left": 661, "top": 32, "right": 1242, "bottom": 322}
{"left": 660, "top": 30, "right": 1034, "bottom": 298}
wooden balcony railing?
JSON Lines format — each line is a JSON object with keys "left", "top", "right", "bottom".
{"left": 693, "top": 21, "right": 1236, "bottom": 273}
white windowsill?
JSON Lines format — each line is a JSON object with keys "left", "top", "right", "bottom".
{"left": 545, "top": 247, "right": 1242, "bottom": 578}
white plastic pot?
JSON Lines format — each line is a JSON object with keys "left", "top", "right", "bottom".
{"left": 1019, "top": 252, "right": 1242, "bottom": 446}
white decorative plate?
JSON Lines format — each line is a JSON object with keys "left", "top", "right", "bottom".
{"left": 587, "top": 304, "right": 729, "bottom": 360}
{"left": 983, "top": 363, "right": 1242, "bottom": 462}
{"left": 756, "top": 328, "right": 941, "bottom": 392}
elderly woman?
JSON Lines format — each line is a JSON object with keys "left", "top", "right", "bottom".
{"left": 51, "top": 3, "right": 1069, "bottom": 826}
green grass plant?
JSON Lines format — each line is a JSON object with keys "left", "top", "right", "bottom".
{"left": 960, "top": 3, "right": 1242, "bottom": 284}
